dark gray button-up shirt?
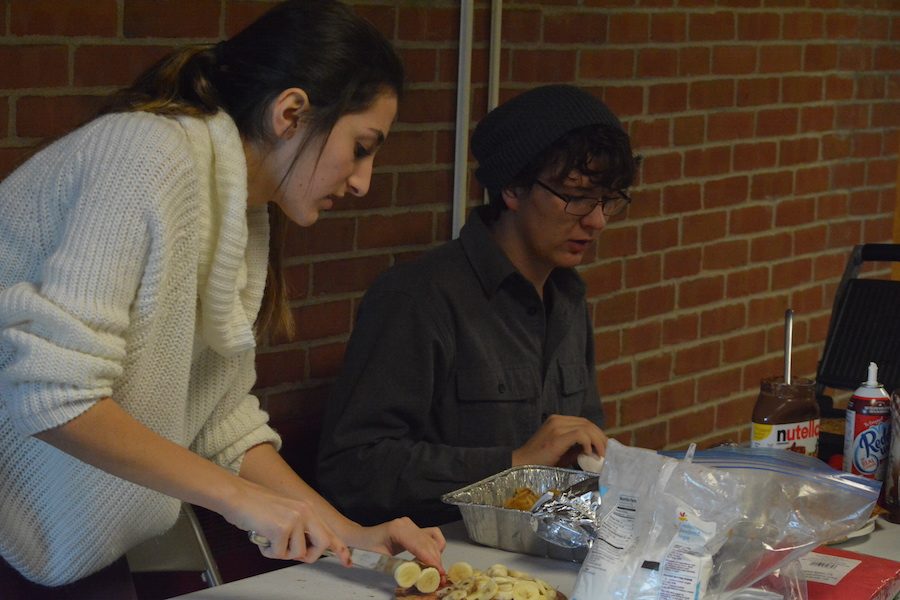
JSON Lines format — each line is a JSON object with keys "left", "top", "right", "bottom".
{"left": 317, "top": 207, "right": 604, "bottom": 526}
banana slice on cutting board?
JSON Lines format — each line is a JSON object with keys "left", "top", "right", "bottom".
{"left": 395, "top": 560, "right": 564, "bottom": 599}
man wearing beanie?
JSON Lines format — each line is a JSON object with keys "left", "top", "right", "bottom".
{"left": 318, "top": 84, "right": 640, "bottom": 526}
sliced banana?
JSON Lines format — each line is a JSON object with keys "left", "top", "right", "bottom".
{"left": 416, "top": 566, "right": 442, "bottom": 594}
{"left": 393, "top": 561, "right": 422, "bottom": 588}
{"left": 448, "top": 561, "right": 475, "bottom": 585}
{"left": 486, "top": 563, "right": 508, "bottom": 577}
{"left": 512, "top": 580, "right": 543, "bottom": 600}
{"left": 444, "top": 591, "right": 468, "bottom": 600}
{"left": 507, "top": 569, "right": 533, "bottom": 581}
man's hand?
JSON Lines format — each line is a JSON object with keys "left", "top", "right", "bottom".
{"left": 511, "top": 414, "right": 607, "bottom": 467}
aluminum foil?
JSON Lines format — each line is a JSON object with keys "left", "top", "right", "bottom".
{"left": 530, "top": 480, "right": 602, "bottom": 549}
{"left": 441, "top": 465, "right": 592, "bottom": 562}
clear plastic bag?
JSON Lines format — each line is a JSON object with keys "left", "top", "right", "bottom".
{"left": 569, "top": 441, "right": 880, "bottom": 600}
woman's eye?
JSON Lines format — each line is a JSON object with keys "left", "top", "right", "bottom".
{"left": 355, "top": 144, "right": 373, "bottom": 159}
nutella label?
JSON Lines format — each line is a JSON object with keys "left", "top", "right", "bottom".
{"left": 751, "top": 419, "right": 820, "bottom": 455}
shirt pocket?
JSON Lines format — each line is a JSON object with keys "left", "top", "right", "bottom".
{"left": 457, "top": 366, "right": 540, "bottom": 403}
{"left": 557, "top": 361, "right": 589, "bottom": 415}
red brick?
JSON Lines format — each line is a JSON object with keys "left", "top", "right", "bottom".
{"left": 640, "top": 219, "right": 679, "bottom": 252}
{"left": 15, "top": 95, "right": 105, "bottom": 138}
{"left": 609, "top": 13, "right": 650, "bottom": 43}
{"left": 775, "top": 197, "right": 815, "bottom": 226}
{"left": 701, "top": 304, "right": 746, "bottom": 336}
{"left": 689, "top": 79, "right": 735, "bottom": 110}
{"left": 734, "top": 142, "right": 777, "bottom": 171}
{"left": 633, "top": 421, "right": 669, "bottom": 450}
{"left": 225, "top": 1, "right": 278, "bottom": 37}
{"left": 674, "top": 342, "right": 720, "bottom": 376}
{"left": 689, "top": 12, "right": 735, "bottom": 41}
{"left": 622, "top": 321, "right": 662, "bottom": 355}
{"left": 398, "top": 89, "right": 455, "bottom": 124}
{"left": 510, "top": 49, "right": 577, "bottom": 82}
{"left": 804, "top": 44, "right": 838, "bottom": 70}
{"left": 726, "top": 266, "right": 769, "bottom": 297}
{"left": 377, "top": 130, "right": 436, "bottom": 167}
{"left": 397, "top": 171, "right": 453, "bottom": 206}
{"left": 794, "top": 224, "right": 829, "bottom": 255}
{"left": 500, "top": 9, "right": 542, "bottom": 43}
{"left": 750, "top": 171, "right": 793, "bottom": 200}
{"left": 684, "top": 146, "right": 731, "bottom": 178}
{"left": 759, "top": 45, "right": 803, "bottom": 73}
{"left": 867, "top": 158, "right": 898, "bottom": 186}
{"left": 704, "top": 176, "right": 749, "bottom": 208}
{"left": 582, "top": 261, "right": 624, "bottom": 296}
{"left": 682, "top": 211, "right": 727, "bottom": 245}
{"left": 779, "top": 137, "right": 820, "bottom": 166}
{"left": 0, "top": 97, "right": 7, "bottom": 138}
{"left": 398, "top": 49, "right": 439, "bottom": 84}
{"left": 638, "top": 48, "right": 678, "bottom": 77}
{"left": 596, "top": 331, "right": 622, "bottom": 364}
{"left": 0, "top": 46, "right": 68, "bottom": 88}
{"left": 308, "top": 342, "right": 347, "bottom": 380}
{"left": 285, "top": 264, "right": 310, "bottom": 301}
{"left": 594, "top": 291, "right": 638, "bottom": 327}
{"left": 800, "top": 106, "right": 835, "bottom": 132}
{"left": 838, "top": 45, "right": 872, "bottom": 71}
{"left": 814, "top": 252, "right": 848, "bottom": 281}
{"left": 715, "top": 395, "right": 757, "bottom": 430}
{"left": 712, "top": 46, "right": 757, "bottom": 74}
{"left": 826, "top": 13, "right": 861, "bottom": 39}
{"left": 679, "top": 47, "right": 711, "bottom": 76}
{"left": 825, "top": 75, "right": 855, "bottom": 100}
{"left": 678, "top": 275, "right": 725, "bottom": 309}
{"left": 636, "top": 355, "right": 671, "bottom": 387}
{"left": 285, "top": 218, "right": 355, "bottom": 258}
{"left": 293, "top": 300, "right": 353, "bottom": 341}
{"left": 11, "top": 0, "right": 117, "bottom": 36}
{"left": 663, "top": 314, "right": 700, "bottom": 346}
{"left": 856, "top": 74, "right": 886, "bottom": 100}
{"left": 872, "top": 101, "right": 900, "bottom": 127}
{"left": 772, "top": 258, "right": 813, "bottom": 290}
{"left": 875, "top": 45, "right": 900, "bottom": 70}
{"left": 736, "top": 77, "right": 779, "bottom": 106}
{"left": 708, "top": 111, "right": 754, "bottom": 141}
{"left": 640, "top": 152, "right": 682, "bottom": 185}
{"left": 816, "top": 193, "right": 849, "bottom": 220}
{"left": 255, "top": 349, "right": 306, "bottom": 389}
{"left": 699, "top": 368, "right": 744, "bottom": 402}
{"left": 311, "top": 255, "right": 391, "bottom": 297}
{"left": 664, "top": 248, "right": 702, "bottom": 280}
{"left": 0, "top": 148, "right": 33, "bottom": 179}
{"left": 822, "top": 133, "right": 852, "bottom": 160}
{"left": 631, "top": 118, "right": 670, "bottom": 149}
{"left": 783, "top": 12, "right": 824, "bottom": 39}
{"left": 397, "top": 6, "right": 457, "bottom": 42}
{"left": 648, "top": 83, "right": 688, "bottom": 114}
{"left": 597, "top": 362, "right": 633, "bottom": 396}
{"left": 733, "top": 205, "right": 774, "bottom": 235}
{"left": 673, "top": 115, "right": 705, "bottom": 145}
{"left": 651, "top": 13, "right": 687, "bottom": 43}
{"left": 832, "top": 161, "right": 866, "bottom": 188}
{"left": 662, "top": 184, "right": 702, "bottom": 214}
{"left": 602, "top": 86, "right": 644, "bottom": 118}
{"left": 782, "top": 76, "right": 823, "bottom": 103}
{"left": 724, "top": 330, "right": 767, "bottom": 363}
{"left": 620, "top": 390, "right": 660, "bottom": 426}
{"left": 637, "top": 284, "right": 676, "bottom": 319}
{"left": 580, "top": 49, "right": 635, "bottom": 80}
{"left": 625, "top": 254, "right": 661, "bottom": 288}
{"left": 74, "top": 45, "right": 173, "bottom": 87}
{"left": 340, "top": 172, "right": 393, "bottom": 211}
{"left": 756, "top": 108, "right": 799, "bottom": 136}
{"left": 836, "top": 104, "right": 870, "bottom": 129}
{"left": 749, "top": 232, "right": 791, "bottom": 263}
{"left": 357, "top": 212, "right": 434, "bottom": 249}
{"left": 125, "top": 0, "right": 220, "bottom": 38}
{"left": 544, "top": 12, "right": 607, "bottom": 44}
{"left": 703, "top": 240, "right": 749, "bottom": 270}
{"left": 738, "top": 13, "right": 780, "bottom": 40}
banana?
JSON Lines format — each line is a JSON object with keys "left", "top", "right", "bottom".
{"left": 444, "top": 591, "right": 468, "bottom": 600}
{"left": 511, "top": 580, "right": 542, "bottom": 600}
{"left": 448, "top": 561, "right": 475, "bottom": 585}
{"left": 393, "top": 561, "right": 422, "bottom": 588}
{"left": 476, "top": 576, "right": 499, "bottom": 598}
{"left": 507, "top": 569, "right": 533, "bottom": 581}
{"left": 416, "top": 566, "right": 442, "bottom": 594}
{"left": 486, "top": 563, "right": 508, "bottom": 577}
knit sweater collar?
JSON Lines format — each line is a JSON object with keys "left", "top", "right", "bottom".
{"left": 176, "top": 111, "right": 268, "bottom": 356}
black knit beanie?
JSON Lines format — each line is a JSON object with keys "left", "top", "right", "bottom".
{"left": 471, "top": 84, "right": 623, "bottom": 192}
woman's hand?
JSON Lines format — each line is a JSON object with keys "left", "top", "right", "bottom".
{"left": 220, "top": 478, "right": 352, "bottom": 566}
{"left": 349, "top": 517, "right": 446, "bottom": 572}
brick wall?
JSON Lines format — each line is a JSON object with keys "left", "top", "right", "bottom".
{"left": 2, "top": 0, "right": 898, "bottom": 478}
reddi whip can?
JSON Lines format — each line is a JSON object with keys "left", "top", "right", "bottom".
{"left": 843, "top": 362, "right": 891, "bottom": 480}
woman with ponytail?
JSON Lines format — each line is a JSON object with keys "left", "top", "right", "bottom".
{"left": 0, "top": 1, "right": 444, "bottom": 596}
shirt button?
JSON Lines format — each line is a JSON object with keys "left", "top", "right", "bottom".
{"left": 498, "top": 383, "right": 506, "bottom": 394}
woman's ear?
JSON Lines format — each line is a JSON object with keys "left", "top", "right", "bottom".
{"left": 270, "top": 88, "right": 311, "bottom": 139}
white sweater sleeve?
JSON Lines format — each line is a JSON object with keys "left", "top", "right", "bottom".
{"left": 0, "top": 114, "right": 196, "bottom": 436}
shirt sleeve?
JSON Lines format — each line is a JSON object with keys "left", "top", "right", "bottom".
{"left": 0, "top": 117, "right": 187, "bottom": 435}
{"left": 317, "top": 285, "right": 511, "bottom": 526}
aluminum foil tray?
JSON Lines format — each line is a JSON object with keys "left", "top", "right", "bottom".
{"left": 441, "top": 465, "right": 590, "bottom": 562}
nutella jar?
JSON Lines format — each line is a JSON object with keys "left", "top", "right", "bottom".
{"left": 751, "top": 376, "right": 820, "bottom": 457}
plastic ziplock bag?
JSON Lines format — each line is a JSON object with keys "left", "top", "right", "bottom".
{"left": 569, "top": 440, "right": 880, "bottom": 600}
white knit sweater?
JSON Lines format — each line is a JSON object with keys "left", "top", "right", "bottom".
{"left": 0, "top": 111, "right": 281, "bottom": 586}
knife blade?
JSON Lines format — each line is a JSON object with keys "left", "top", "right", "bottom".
{"left": 247, "top": 531, "right": 407, "bottom": 575}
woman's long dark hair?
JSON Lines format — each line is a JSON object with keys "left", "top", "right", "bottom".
{"left": 100, "top": 0, "right": 404, "bottom": 340}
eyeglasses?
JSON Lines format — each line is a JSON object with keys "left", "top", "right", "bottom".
{"left": 533, "top": 179, "right": 632, "bottom": 217}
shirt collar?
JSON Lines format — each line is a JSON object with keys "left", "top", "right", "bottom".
{"left": 459, "top": 205, "right": 586, "bottom": 301}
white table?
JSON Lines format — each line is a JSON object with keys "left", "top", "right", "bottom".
{"left": 172, "top": 518, "right": 900, "bottom": 599}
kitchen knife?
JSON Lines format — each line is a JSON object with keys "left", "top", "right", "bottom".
{"left": 248, "top": 531, "right": 408, "bottom": 575}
